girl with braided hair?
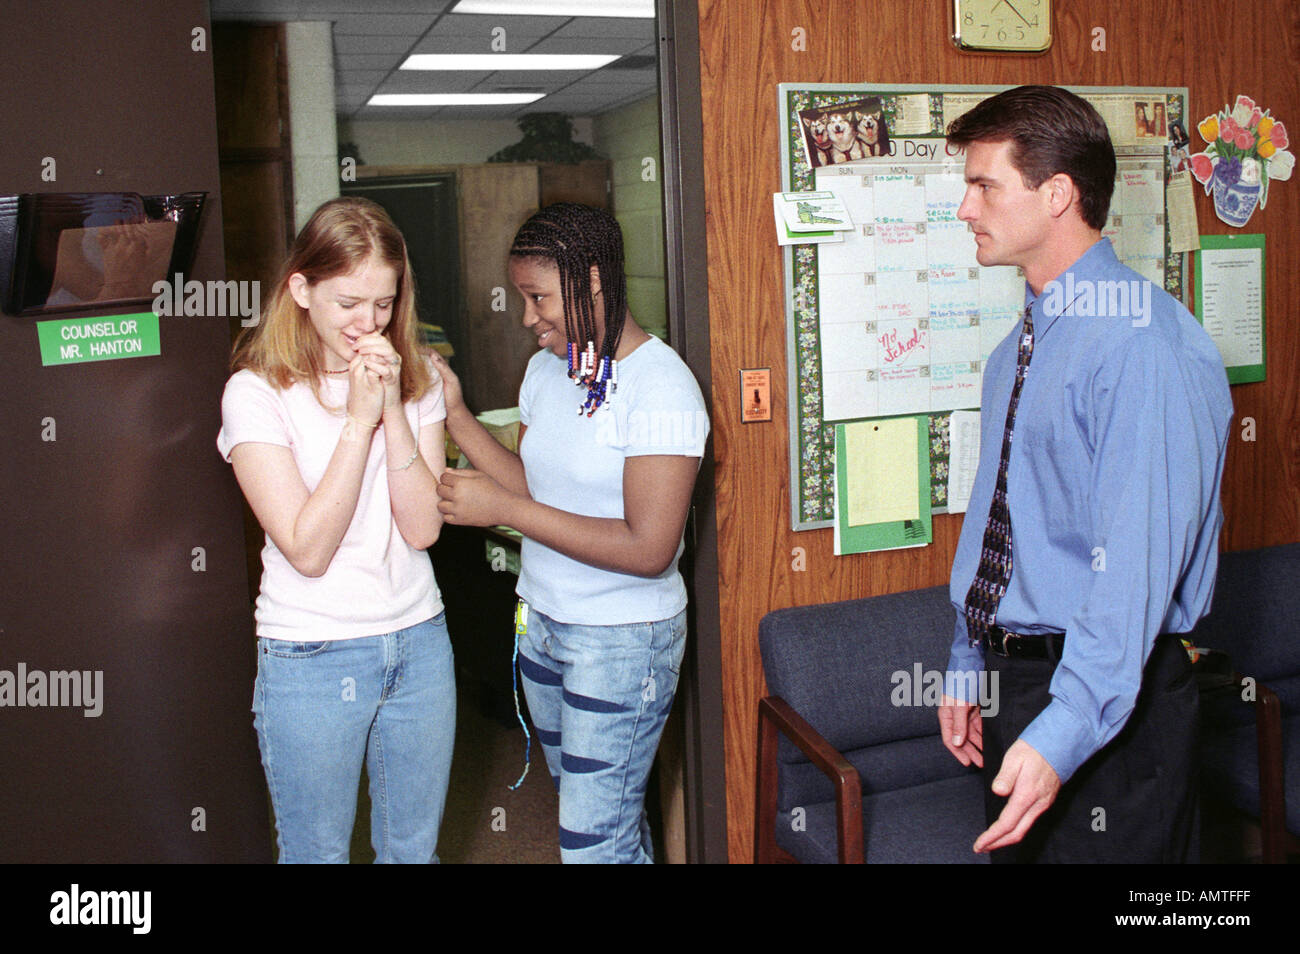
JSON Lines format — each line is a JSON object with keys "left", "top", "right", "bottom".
{"left": 433, "top": 202, "right": 709, "bottom": 863}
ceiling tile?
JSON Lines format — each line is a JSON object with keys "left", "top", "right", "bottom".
{"left": 551, "top": 17, "right": 656, "bottom": 39}
{"left": 209, "top": 0, "right": 294, "bottom": 13}
{"left": 406, "top": 35, "right": 500, "bottom": 54}
{"left": 471, "top": 68, "right": 591, "bottom": 84}
{"left": 330, "top": 13, "right": 439, "bottom": 35}
{"left": 295, "top": 0, "right": 458, "bottom": 13}
{"left": 333, "top": 34, "right": 418, "bottom": 54}
{"left": 210, "top": 0, "right": 457, "bottom": 18}
{"left": 377, "top": 70, "right": 495, "bottom": 91}
{"left": 337, "top": 69, "right": 391, "bottom": 83}
{"left": 579, "top": 68, "right": 656, "bottom": 85}
{"left": 436, "top": 12, "right": 569, "bottom": 33}
{"left": 526, "top": 36, "right": 645, "bottom": 55}
{"left": 209, "top": 1, "right": 662, "bottom": 121}
{"left": 336, "top": 52, "right": 404, "bottom": 69}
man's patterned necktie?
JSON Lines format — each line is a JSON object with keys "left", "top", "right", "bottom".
{"left": 965, "top": 305, "right": 1035, "bottom": 647}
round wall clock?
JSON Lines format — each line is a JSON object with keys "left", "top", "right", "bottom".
{"left": 952, "top": 0, "right": 1053, "bottom": 54}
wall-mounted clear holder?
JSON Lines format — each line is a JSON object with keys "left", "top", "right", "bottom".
{"left": 0, "top": 191, "right": 206, "bottom": 317}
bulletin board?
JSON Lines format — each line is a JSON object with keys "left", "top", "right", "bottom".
{"left": 780, "top": 83, "right": 1190, "bottom": 531}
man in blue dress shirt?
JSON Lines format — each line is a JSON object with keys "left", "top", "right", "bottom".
{"left": 937, "top": 86, "right": 1234, "bottom": 862}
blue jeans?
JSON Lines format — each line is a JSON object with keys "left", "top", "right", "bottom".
{"left": 252, "top": 614, "right": 455, "bottom": 863}
{"left": 518, "top": 605, "right": 687, "bottom": 863}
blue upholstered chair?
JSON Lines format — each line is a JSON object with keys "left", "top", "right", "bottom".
{"left": 1190, "top": 544, "right": 1300, "bottom": 863}
{"left": 755, "top": 586, "right": 988, "bottom": 863}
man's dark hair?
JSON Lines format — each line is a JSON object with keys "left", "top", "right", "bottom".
{"left": 946, "top": 85, "right": 1116, "bottom": 230}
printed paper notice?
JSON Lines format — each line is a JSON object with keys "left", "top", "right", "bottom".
{"left": 945, "top": 410, "right": 981, "bottom": 514}
{"left": 893, "top": 94, "right": 933, "bottom": 134}
{"left": 1165, "top": 170, "right": 1200, "bottom": 253}
{"left": 1195, "top": 234, "right": 1265, "bottom": 384}
{"left": 843, "top": 418, "right": 920, "bottom": 526}
{"left": 941, "top": 93, "right": 989, "bottom": 133}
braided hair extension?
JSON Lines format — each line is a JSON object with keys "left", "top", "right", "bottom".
{"left": 509, "top": 203, "right": 628, "bottom": 414}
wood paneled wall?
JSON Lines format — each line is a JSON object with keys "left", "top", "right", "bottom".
{"left": 695, "top": 0, "right": 1300, "bottom": 862}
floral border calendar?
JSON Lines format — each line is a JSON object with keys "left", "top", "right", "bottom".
{"left": 780, "top": 83, "right": 1190, "bottom": 530}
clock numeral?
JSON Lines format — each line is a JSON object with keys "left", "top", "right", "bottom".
{"left": 957, "top": 0, "right": 1049, "bottom": 50}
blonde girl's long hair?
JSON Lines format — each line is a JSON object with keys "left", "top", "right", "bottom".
{"left": 231, "top": 196, "right": 431, "bottom": 405}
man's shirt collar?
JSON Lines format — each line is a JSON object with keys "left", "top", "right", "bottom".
{"left": 1024, "top": 237, "right": 1118, "bottom": 339}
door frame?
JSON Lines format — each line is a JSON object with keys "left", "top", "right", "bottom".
{"left": 656, "top": 0, "right": 728, "bottom": 865}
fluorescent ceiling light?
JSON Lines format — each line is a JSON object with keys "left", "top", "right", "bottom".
{"left": 450, "top": 1, "right": 654, "bottom": 16}
{"left": 368, "top": 93, "right": 546, "bottom": 106}
{"left": 401, "top": 53, "right": 620, "bottom": 71}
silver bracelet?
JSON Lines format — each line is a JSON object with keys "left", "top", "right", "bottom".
{"left": 388, "top": 449, "right": 420, "bottom": 472}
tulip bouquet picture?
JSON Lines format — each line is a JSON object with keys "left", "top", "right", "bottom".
{"left": 1190, "top": 95, "right": 1293, "bottom": 227}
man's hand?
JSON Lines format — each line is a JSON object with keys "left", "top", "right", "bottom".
{"left": 938, "top": 694, "right": 983, "bottom": 768}
{"left": 974, "top": 739, "right": 1061, "bottom": 853}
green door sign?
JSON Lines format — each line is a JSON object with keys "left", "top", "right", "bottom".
{"left": 36, "top": 312, "right": 161, "bottom": 366}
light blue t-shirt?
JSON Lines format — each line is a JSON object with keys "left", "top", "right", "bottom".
{"left": 516, "top": 335, "right": 709, "bottom": 625}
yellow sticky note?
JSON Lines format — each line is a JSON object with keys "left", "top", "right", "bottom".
{"left": 843, "top": 419, "right": 919, "bottom": 526}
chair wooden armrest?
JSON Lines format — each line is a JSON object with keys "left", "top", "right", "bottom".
{"left": 1235, "top": 673, "right": 1299, "bottom": 864}
{"left": 755, "top": 695, "right": 863, "bottom": 864}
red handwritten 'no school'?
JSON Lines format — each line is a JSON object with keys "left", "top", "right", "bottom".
{"left": 879, "top": 326, "right": 924, "bottom": 363}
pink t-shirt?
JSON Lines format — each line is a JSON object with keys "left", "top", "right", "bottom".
{"left": 217, "top": 363, "right": 445, "bottom": 641}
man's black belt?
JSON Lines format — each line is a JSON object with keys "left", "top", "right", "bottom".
{"left": 982, "top": 626, "right": 1065, "bottom": 659}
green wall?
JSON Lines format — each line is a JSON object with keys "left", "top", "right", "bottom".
{"left": 594, "top": 96, "right": 668, "bottom": 341}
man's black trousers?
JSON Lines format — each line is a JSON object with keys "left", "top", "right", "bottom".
{"left": 982, "top": 634, "right": 1199, "bottom": 863}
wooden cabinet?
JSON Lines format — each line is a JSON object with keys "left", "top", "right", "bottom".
{"left": 212, "top": 23, "right": 294, "bottom": 327}
{"left": 212, "top": 22, "right": 295, "bottom": 605}
{"left": 539, "top": 160, "right": 612, "bottom": 209}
